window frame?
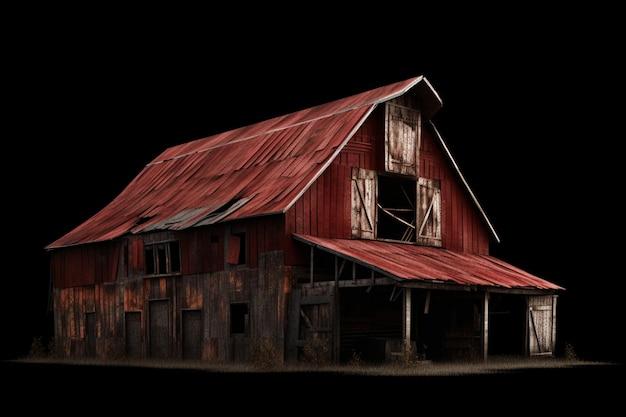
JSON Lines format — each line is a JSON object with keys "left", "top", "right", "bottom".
{"left": 144, "top": 240, "right": 182, "bottom": 276}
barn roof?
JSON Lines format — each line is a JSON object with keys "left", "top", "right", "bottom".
{"left": 46, "top": 75, "right": 497, "bottom": 250}
{"left": 293, "top": 234, "right": 564, "bottom": 291}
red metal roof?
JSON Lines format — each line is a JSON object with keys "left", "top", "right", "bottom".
{"left": 293, "top": 234, "right": 564, "bottom": 291}
{"left": 46, "top": 76, "right": 440, "bottom": 249}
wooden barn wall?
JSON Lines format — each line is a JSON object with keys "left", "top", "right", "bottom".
{"left": 286, "top": 163, "right": 353, "bottom": 239}
{"left": 283, "top": 106, "right": 490, "bottom": 262}
{"left": 337, "top": 106, "right": 382, "bottom": 170}
{"left": 283, "top": 111, "right": 383, "bottom": 263}
{"left": 54, "top": 249, "right": 291, "bottom": 362}
{"left": 196, "top": 250, "right": 290, "bottom": 362}
{"left": 178, "top": 227, "right": 224, "bottom": 274}
{"left": 108, "top": 218, "right": 284, "bottom": 281}
{"left": 50, "top": 241, "right": 119, "bottom": 289}
{"left": 53, "top": 285, "right": 95, "bottom": 357}
{"left": 239, "top": 216, "right": 285, "bottom": 270}
{"left": 420, "top": 127, "right": 490, "bottom": 254}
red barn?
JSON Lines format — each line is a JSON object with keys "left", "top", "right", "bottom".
{"left": 45, "top": 75, "right": 563, "bottom": 364}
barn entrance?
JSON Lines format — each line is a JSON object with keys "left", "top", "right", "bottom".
{"left": 339, "top": 285, "right": 403, "bottom": 363}
{"left": 337, "top": 286, "right": 486, "bottom": 363}
{"left": 487, "top": 293, "right": 526, "bottom": 356}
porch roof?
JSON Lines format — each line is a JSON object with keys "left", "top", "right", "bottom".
{"left": 292, "top": 234, "right": 564, "bottom": 292}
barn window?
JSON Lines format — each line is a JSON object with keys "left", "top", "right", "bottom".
{"left": 230, "top": 302, "right": 249, "bottom": 335}
{"left": 377, "top": 175, "right": 417, "bottom": 241}
{"left": 352, "top": 169, "right": 441, "bottom": 246}
{"left": 145, "top": 241, "right": 181, "bottom": 275}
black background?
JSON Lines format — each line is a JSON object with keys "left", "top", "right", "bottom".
{"left": 4, "top": 9, "right": 623, "bottom": 365}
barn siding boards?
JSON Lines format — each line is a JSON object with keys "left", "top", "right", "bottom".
{"left": 53, "top": 250, "right": 291, "bottom": 362}
{"left": 254, "top": 250, "right": 287, "bottom": 359}
{"left": 177, "top": 226, "right": 228, "bottom": 273}
{"left": 420, "top": 126, "right": 489, "bottom": 254}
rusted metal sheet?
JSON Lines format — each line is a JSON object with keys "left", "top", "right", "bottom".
{"left": 47, "top": 77, "right": 441, "bottom": 250}
{"left": 293, "top": 234, "right": 564, "bottom": 291}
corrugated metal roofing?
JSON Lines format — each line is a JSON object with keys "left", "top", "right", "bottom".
{"left": 45, "top": 75, "right": 496, "bottom": 250}
{"left": 293, "top": 234, "right": 564, "bottom": 291}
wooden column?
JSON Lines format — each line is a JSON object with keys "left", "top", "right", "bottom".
{"left": 482, "top": 292, "right": 489, "bottom": 361}
{"left": 403, "top": 288, "right": 411, "bottom": 349}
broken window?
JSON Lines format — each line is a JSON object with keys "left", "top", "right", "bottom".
{"left": 351, "top": 169, "right": 442, "bottom": 246}
{"left": 377, "top": 175, "right": 417, "bottom": 241}
{"left": 145, "top": 240, "right": 181, "bottom": 275}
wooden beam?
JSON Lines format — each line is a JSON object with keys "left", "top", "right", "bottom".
{"left": 309, "top": 246, "right": 314, "bottom": 285}
{"left": 482, "top": 292, "right": 489, "bottom": 361}
{"left": 403, "top": 288, "right": 412, "bottom": 348}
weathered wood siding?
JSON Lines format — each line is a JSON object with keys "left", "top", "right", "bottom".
{"left": 51, "top": 215, "right": 288, "bottom": 288}
{"left": 53, "top": 249, "right": 291, "bottom": 362}
{"left": 50, "top": 242, "right": 119, "bottom": 288}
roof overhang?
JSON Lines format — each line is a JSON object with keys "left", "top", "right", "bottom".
{"left": 293, "top": 234, "right": 564, "bottom": 293}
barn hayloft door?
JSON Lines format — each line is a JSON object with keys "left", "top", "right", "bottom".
{"left": 527, "top": 295, "right": 558, "bottom": 356}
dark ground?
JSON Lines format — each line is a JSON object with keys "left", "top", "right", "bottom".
{"left": 2, "top": 360, "right": 623, "bottom": 412}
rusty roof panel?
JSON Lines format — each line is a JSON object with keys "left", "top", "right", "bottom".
{"left": 293, "top": 234, "right": 564, "bottom": 291}
{"left": 44, "top": 76, "right": 444, "bottom": 250}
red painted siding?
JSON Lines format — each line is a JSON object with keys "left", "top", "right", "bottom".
{"left": 52, "top": 242, "right": 118, "bottom": 288}
{"left": 420, "top": 127, "right": 490, "bottom": 254}
{"left": 286, "top": 107, "right": 491, "bottom": 257}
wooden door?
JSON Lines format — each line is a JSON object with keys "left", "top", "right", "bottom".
{"left": 528, "top": 295, "right": 557, "bottom": 356}
{"left": 125, "top": 311, "right": 143, "bottom": 358}
{"left": 85, "top": 312, "right": 96, "bottom": 358}
{"left": 182, "top": 309, "right": 202, "bottom": 360}
{"left": 149, "top": 300, "right": 171, "bottom": 359}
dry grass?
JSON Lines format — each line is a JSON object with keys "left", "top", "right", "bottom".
{"left": 13, "top": 355, "right": 613, "bottom": 377}
{"left": 15, "top": 336, "right": 616, "bottom": 376}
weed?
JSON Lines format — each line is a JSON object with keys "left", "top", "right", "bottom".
{"left": 249, "top": 338, "right": 281, "bottom": 370}
{"left": 27, "top": 336, "right": 48, "bottom": 359}
{"left": 301, "top": 335, "right": 330, "bottom": 367}
{"left": 564, "top": 342, "right": 578, "bottom": 361}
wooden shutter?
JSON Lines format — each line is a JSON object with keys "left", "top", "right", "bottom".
{"left": 351, "top": 167, "right": 377, "bottom": 239}
{"left": 417, "top": 178, "right": 442, "bottom": 247}
{"left": 227, "top": 234, "right": 241, "bottom": 264}
{"left": 384, "top": 102, "right": 419, "bottom": 176}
